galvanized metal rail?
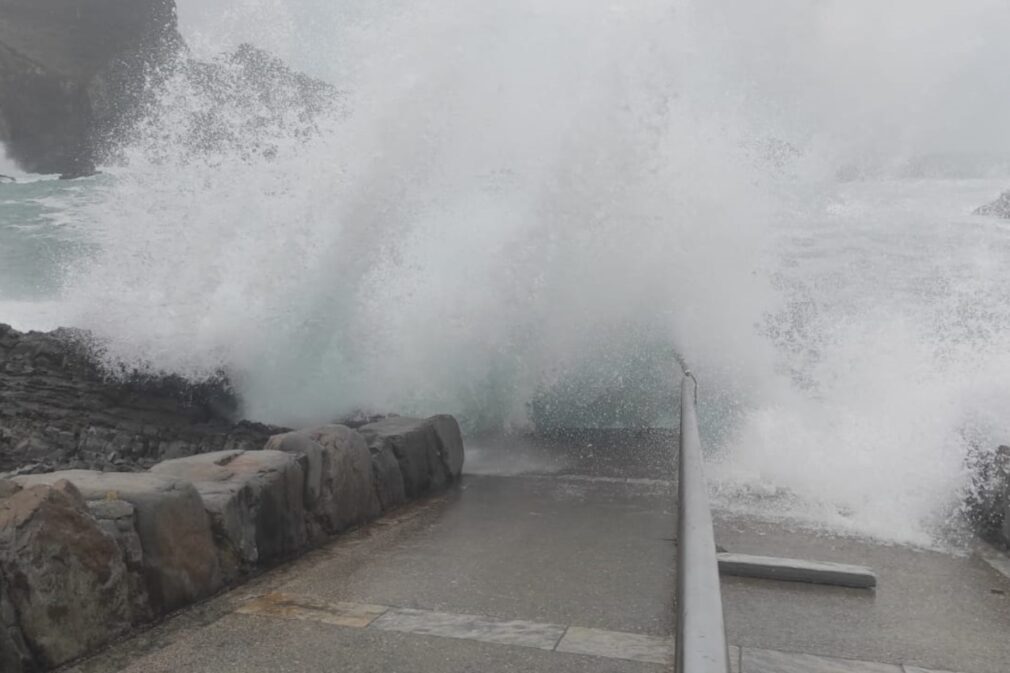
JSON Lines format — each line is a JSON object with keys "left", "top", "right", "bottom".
{"left": 676, "top": 371, "right": 730, "bottom": 673}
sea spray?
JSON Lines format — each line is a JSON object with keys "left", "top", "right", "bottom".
{"left": 10, "top": 0, "right": 1009, "bottom": 545}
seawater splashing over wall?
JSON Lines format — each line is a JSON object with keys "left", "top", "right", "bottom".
{"left": 46, "top": 0, "right": 1010, "bottom": 545}
{"left": 62, "top": 0, "right": 777, "bottom": 423}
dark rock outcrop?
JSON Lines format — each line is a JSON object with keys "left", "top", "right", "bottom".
{"left": 0, "top": 324, "right": 281, "bottom": 474}
{"left": 974, "top": 190, "right": 1010, "bottom": 218}
{"left": 0, "top": 0, "right": 184, "bottom": 176}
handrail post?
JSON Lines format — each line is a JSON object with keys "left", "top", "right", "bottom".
{"left": 676, "top": 372, "right": 730, "bottom": 673}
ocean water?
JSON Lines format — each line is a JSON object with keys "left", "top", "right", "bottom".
{"left": 3, "top": 0, "right": 1010, "bottom": 547}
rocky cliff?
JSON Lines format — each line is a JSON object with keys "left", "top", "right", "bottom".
{"left": 0, "top": 0, "right": 183, "bottom": 177}
{"left": 0, "top": 323, "right": 279, "bottom": 475}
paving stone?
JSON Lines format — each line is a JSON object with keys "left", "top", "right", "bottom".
{"left": 371, "top": 607, "right": 566, "bottom": 650}
{"left": 742, "top": 648, "right": 901, "bottom": 673}
{"left": 236, "top": 592, "right": 388, "bottom": 628}
{"left": 556, "top": 626, "right": 671, "bottom": 665}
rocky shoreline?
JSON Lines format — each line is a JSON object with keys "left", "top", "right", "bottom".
{"left": 0, "top": 324, "right": 464, "bottom": 672}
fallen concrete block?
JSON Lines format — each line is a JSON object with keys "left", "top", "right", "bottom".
{"left": 717, "top": 552, "right": 877, "bottom": 589}
{"left": 15, "top": 470, "right": 222, "bottom": 613}
{"left": 151, "top": 450, "right": 307, "bottom": 580}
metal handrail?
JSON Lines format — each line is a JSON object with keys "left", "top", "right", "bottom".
{"left": 676, "top": 371, "right": 730, "bottom": 673}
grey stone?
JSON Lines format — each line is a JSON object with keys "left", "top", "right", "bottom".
{"left": 264, "top": 432, "right": 324, "bottom": 508}
{"left": 298, "top": 425, "right": 382, "bottom": 533}
{"left": 14, "top": 470, "right": 222, "bottom": 614}
{"left": 430, "top": 414, "right": 465, "bottom": 478}
{"left": 0, "top": 0, "right": 183, "bottom": 176}
{"left": 0, "top": 481, "right": 141, "bottom": 670}
{"left": 359, "top": 415, "right": 465, "bottom": 499}
{"left": 86, "top": 497, "right": 149, "bottom": 617}
{"left": 151, "top": 450, "right": 307, "bottom": 581}
{"left": 87, "top": 497, "right": 145, "bottom": 559}
{"left": 370, "top": 441, "right": 407, "bottom": 512}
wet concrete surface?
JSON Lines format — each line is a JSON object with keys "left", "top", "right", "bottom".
{"left": 65, "top": 431, "right": 1010, "bottom": 673}
{"left": 718, "top": 515, "right": 1010, "bottom": 673}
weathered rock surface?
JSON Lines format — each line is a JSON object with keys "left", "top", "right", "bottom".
{"left": 13, "top": 470, "right": 221, "bottom": 614}
{"left": 0, "top": 577, "right": 32, "bottom": 673}
{"left": 974, "top": 190, "right": 1010, "bottom": 218}
{"left": 263, "top": 432, "right": 326, "bottom": 511}
{"left": 297, "top": 425, "right": 382, "bottom": 533}
{"left": 0, "top": 0, "right": 183, "bottom": 176}
{"left": 151, "top": 450, "right": 307, "bottom": 581}
{"left": 0, "top": 480, "right": 140, "bottom": 671}
{"left": 359, "top": 415, "right": 465, "bottom": 499}
{"left": 0, "top": 324, "right": 281, "bottom": 475}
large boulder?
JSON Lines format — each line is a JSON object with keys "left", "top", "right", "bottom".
{"left": 150, "top": 450, "right": 307, "bottom": 581}
{"left": 0, "top": 0, "right": 183, "bottom": 176}
{"left": 359, "top": 416, "right": 465, "bottom": 499}
{"left": 13, "top": 470, "right": 222, "bottom": 614}
{"left": 86, "top": 497, "right": 151, "bottom": 619}
{"left": 299, "top": 425, "right": 382, "bottom": 532}
{"left": 0, "top": 480, "right": 140, "bottom": 671}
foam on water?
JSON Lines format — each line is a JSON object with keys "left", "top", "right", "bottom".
{"left": 4, "top": 0, "right": 1010, "bottom": 545}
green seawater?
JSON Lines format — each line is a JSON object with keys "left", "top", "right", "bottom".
{"left": 0, "top": 178, "right": 95, "bottom": 304}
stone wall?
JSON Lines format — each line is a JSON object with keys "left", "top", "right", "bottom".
{"left": 0, "top": 323, "right": 465, "bottom": 671}
{"left": 0, "top": 415, "right": 464, "bottom": 672}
